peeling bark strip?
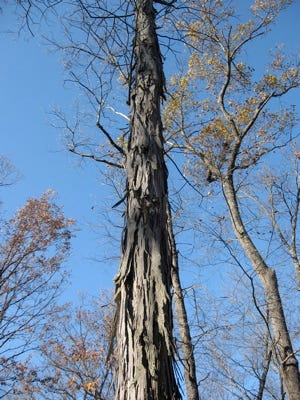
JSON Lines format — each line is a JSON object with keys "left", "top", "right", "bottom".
{"left": 114, "top": 1, "right": 181, "bottom": 399}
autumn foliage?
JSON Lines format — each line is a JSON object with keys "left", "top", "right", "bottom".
{"left": 35, "top": 297, "right": 115, "bottom": 400}
{"left": 163, "top": 0, "right": 300, "bottom": 397}
{"left": 0, "top": 191, "right": 73, "bottom": 397}
{"left": 164, "top": 0, "right": 299, "bottom": 185}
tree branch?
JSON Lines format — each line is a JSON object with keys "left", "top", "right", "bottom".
{"left": 69, "top": 148, "right": 123, "bottom": 169}
{"left": 96, "top": 111, "right": 125, "bottom": 156}
{"left": 154, "top": 0, "right": 176, "bottom": 5}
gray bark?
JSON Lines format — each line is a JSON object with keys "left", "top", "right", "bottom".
{"left": 114, "top": 1, "right": 181, "bottom": 399}
{"left": 222, "top": 174, "right": 300, "bottom": 400}
{"left": 167, "top": 203, "right": 200, "bottom": 400}
{"left": 257, "top": 346, "right": 272, "bottom": 400}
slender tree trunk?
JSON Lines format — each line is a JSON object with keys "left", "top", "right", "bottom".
{"left": 257, "top": 348, "right": 272, "bottom": 400}
{"left": 257, "top": 328, "right": 272, "bottom": 400}
{"left": 167, "top": 202, "right": 200, "bottom": 400}
{"left": 222, "top": 174, "right": 300, "bottom": 400}
{"left": 114, "top": 1, "right": 181, "bottom": 399}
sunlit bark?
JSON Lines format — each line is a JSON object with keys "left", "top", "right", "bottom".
{"left": 114, "top": 1, "right": 181, "bottom": 399}
{"left": 167, "top": 202, "right": 200, "bottom": 400}
{"left": 222, "top": 174, "right": 300, "bottom": 400}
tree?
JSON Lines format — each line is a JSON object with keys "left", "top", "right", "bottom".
{"left": 0, "top": 155, "right": 20, "bottom": 188}
{"left": 112, "top": 1, "right": 183, "bottom": 398}
{"left": 189, "top": 250, "right": 292, "bottom": 399}
{"left": 8, "top": 0, "right": 201, "bottom": 397}
{"left": 12, "top": 1, "right": 299, "bottom": 398}
{"left": 164, "top": 0, "right": 300, "bottom": 398}
{"left": 0, "top": 191, "right": 73, "bottom": 398}
{"left": 247, "top": 155, "right": 300, "bottom": 288}
{"left": 167, "top": 202, "right": 199, "bottom": 400}
{"left": 11, "top": 294, "right": 115, "bottom": 400}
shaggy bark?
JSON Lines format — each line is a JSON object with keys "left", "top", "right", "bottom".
{"left": 114, "top": 1, "right": 181, "bottom": 399}
{"left": 222, "top": 174, "right": 300, "bottom": 400}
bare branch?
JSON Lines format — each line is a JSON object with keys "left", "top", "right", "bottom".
{"left": 69, "top": 148, "right": 123, "bottom": 169}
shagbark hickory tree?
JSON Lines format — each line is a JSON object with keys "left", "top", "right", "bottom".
{"left": 113, "top": 1, "right": 182, "bottom": 398}
{"left": 11, "top": 0, "right": 198, "bottom": 398}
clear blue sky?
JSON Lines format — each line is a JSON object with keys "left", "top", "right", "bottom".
{"left": 0, "top": 6, "right": 120, "bottom": 302}
{"left": 0, "top": 1, "right": 299, "bottom": 305}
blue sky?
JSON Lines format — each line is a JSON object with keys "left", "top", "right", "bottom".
{"left": 0, "top": 1, "right": 299, "bottom": 305}
{"left": 0, "top": 7, "right": 119, "bottom": 302}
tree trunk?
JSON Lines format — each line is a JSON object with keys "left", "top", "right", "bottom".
{"left": 222, "top": 174, "right": 300, "bottom": 400}
{"left": 257, "top": 337, "right": 272, "bottom": 400}
{"left": 114, "top": 1, "right": 181, "bottom": 399}
{"left": 167, "top": 202, "right": 200, "bottom": 400}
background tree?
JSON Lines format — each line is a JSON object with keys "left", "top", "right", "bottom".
{"left": 0, "top": 155, "right": 20, "bottom": 188}
{"left": 188, "top": 240, "right": 299, "bottom": 399}
{"left": 0, "top": 191, "right": 73, "bottom": 398}
{"left": 8, "top": 294, "right": 115, "bottom": 400}
{"left": 164, "top": 0, "right": 300, "bottom": 398}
